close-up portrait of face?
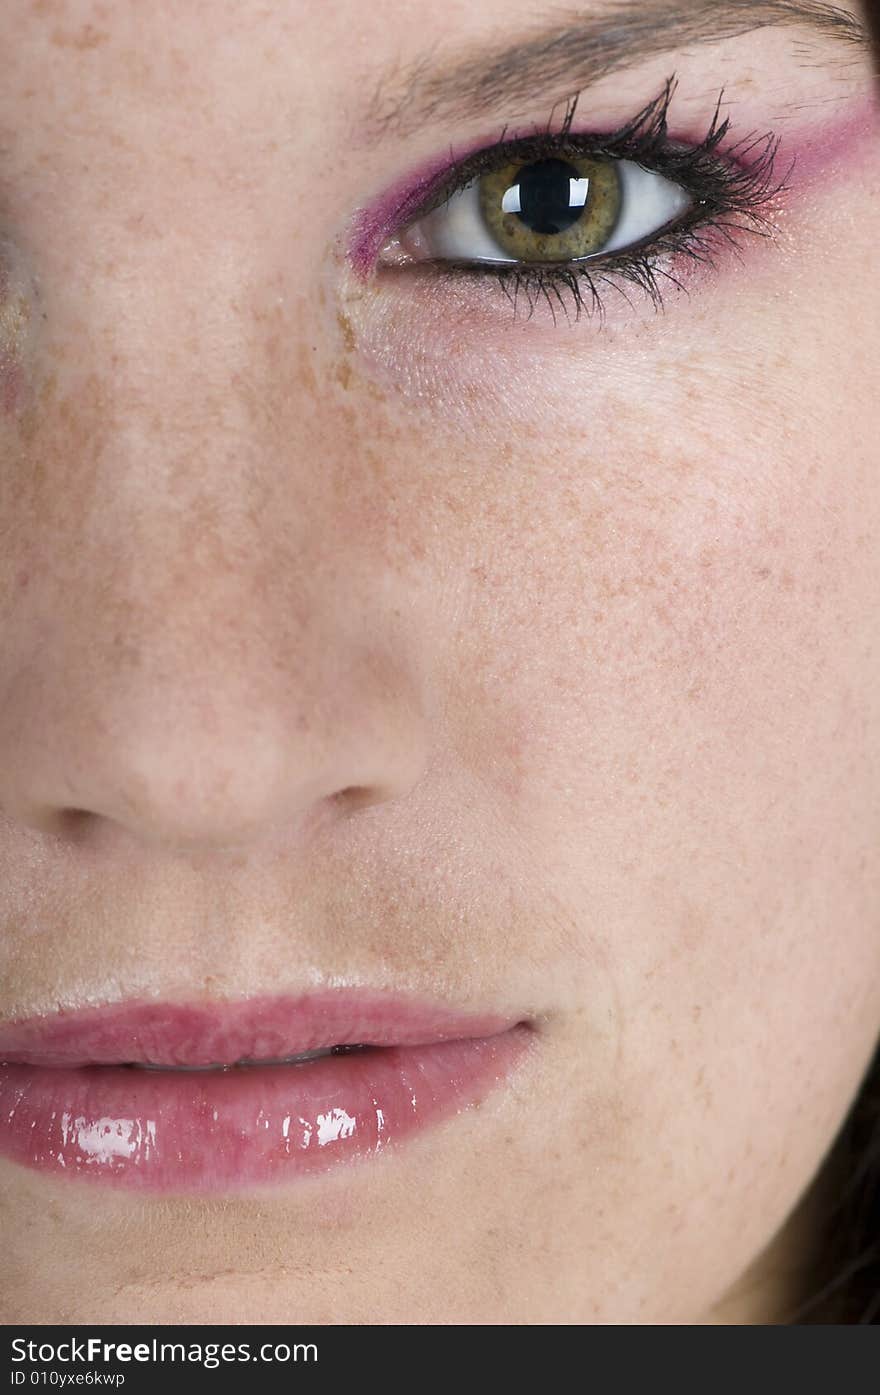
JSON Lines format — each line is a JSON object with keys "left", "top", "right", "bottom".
{"left": 1, "top": 0, "right": 880, "bottom": 1330}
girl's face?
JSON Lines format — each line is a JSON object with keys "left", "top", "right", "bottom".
{"left": 1, "top": 0, "right": 878, "bottom": 1324}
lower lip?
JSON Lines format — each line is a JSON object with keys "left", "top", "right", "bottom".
{"left": 0, "top": 1028, "right": 531, "bottom": 1194}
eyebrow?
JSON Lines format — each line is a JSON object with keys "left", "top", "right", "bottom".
{"left": 366, "top": 1, "right": 869, "bottom": 136}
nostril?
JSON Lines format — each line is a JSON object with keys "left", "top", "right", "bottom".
{"left": 55, "top": 808, "right": 100, "bottom": 846}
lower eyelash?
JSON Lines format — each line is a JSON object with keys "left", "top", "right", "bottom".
{"left": 404, "top": 77, "right": 792, "bottom": 324}
{"left": 454, "top": 203, "right": 779, "bottom": 326}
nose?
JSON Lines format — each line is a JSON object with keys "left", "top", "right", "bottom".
{"left": 0, "top": 265, "right": 428, "bottom": 857}
{"left": 0, "top": 612, "right": 427, "bottom": 854}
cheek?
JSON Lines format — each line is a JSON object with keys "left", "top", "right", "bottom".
{"left": 440, "top": 309, "right": 880, "bottom": 1033}
{"left": 453, "top": 362, "right": 880, "bottom": 1311}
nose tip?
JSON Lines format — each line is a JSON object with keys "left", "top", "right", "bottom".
{"left": 50, "top": 782, "right": 380, "bottom": 857}
{"left": 0, "top": 637, "right": 427, "bottom": 857}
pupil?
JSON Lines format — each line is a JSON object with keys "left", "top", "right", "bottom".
{"left": 510, "top": 158, "right": 587, "bottom": 236}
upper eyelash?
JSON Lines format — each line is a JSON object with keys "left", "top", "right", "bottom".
{"left": 385, "top": 75, "right": 793, "bottom": 325}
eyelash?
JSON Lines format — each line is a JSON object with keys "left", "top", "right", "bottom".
{"left": 388, "top": 76, "right": 791, "bottom": 324}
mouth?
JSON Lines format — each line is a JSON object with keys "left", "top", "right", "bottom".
{"left": 127, "top": 1044, "right": 365, "bottom": 1071}
{"left": 0, "top": 992, "right": 534, "bottom": 1195}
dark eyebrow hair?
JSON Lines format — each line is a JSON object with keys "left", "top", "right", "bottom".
{"left": 366, "top": 1, "right": 869, "bottom": 136}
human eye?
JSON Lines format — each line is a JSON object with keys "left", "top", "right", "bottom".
{"left": 372, "top": 78, "right": 788, "bottom": 323}
{"left": 384, "top": 152, "right": 692, "bottom": 266}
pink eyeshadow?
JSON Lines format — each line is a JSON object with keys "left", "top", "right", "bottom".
{"left": 771, "top": 93, "right": 879, "bottom": 188}
{"left": 347, "top": 95, "right": 880, "bottom": 280}
{"left": 347, "top": 134, "right": 502, "bottom": 278}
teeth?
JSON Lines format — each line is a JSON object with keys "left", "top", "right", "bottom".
{"left": 131, "top": 1047, "right": 338, "bottom": 1073}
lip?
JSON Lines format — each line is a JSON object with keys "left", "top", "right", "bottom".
{"left": 0, "top": 992, "right": 533, "bottom": 1194}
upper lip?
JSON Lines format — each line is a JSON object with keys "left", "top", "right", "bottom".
{"left": 0, "top": 990, "right": 523, "bottom": 1067}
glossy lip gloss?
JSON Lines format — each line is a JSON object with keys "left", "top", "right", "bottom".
{"left": 0, "top": 993, "right": 533, "bottom": 1194}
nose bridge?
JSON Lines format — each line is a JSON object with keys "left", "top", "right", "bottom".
{"left": 0, "top": 218, "right": 428, "bottom": 855}
{"left": 91, "top": 202, "right": 317, "bottom": 456}
{"left": 43, "top": 210, "right": 338, "bottom": 659}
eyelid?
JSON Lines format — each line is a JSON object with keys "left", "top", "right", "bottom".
{"left": 348, "top": 80, "right": 744, "bottom": 276}
{"left": 347, "top": 75, "right": 797, "bottom": 338}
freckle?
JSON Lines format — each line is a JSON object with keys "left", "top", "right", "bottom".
{"left": 336, "top": 312, "right": 356, "bottom": 353}
{"left": 50, "top": 23, "right": 110, "bottom": 50}
{"left": 294, "top": 340, "right": 317, "bottom": 396}
{"left": 363, "top": 378, "right": 387, "bottom": 405}
{"left": 0, "top": 292, "right": 31, "bottom": 335}
{"left": 16, "top": 570, "right": 30, "bottom": 592}
{"left": 0, "top": 294, "right": 32, "bottom": 415}
{"left": 16, "top": 368, "right": 55, "bottom": 443}
{"left": 0, "top": 352, "right": 24, "bottom": 414}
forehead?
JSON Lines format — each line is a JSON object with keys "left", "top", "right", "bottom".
{"left": 0, "top": 0, "right": 868, "bottom": 180}
{"left": 0, "top": 0, "right": 865, "bottom": 226}
{"left": 4, "top": 0, "right": 867, "bottom": 104}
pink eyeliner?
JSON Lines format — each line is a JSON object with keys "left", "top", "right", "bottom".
{"left": 347, "top": 93, "right": 880, "bottom": 279}
{"left": 348, "top": 137, "right": 498, "bottom": 278}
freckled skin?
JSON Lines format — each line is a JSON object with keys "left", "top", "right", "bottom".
{"left": 0, "top": 0, "right": 878, "bottom": 1325}
{"left": 0, "top": 247, "right": 37, "bottom": 417}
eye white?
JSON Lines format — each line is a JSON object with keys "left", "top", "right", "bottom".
{"left": 407, "top": 158, "right": 693, "bottom": 264}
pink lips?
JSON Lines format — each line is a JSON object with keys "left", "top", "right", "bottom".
{"left": 0, "top": 993, "right": 532, "bottom": 1193}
